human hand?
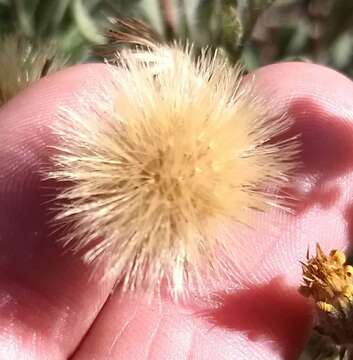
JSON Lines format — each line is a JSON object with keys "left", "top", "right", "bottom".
{"left": 0, "top": 61, "right": 352, "bottom": 359}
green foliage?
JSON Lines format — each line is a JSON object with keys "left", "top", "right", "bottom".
{"left": 0, "top": 0, "right": 352, "bottom": 75}
{"left": 0, "top": 0, "right": 274, "bottom": 65}
{"left": 244, "top": 0, "right": 353, "bottom": 77}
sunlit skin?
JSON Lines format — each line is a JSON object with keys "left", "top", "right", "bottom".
{"left": 0, "top": 61, "right": 352, "bottom": 359}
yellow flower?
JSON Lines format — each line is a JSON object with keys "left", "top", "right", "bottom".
{"left": 300, "top": 244, "right": 353, "bottom": 345}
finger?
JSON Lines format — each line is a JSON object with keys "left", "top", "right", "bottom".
{"left": 0, "top": 64, "right": 116, "bottom": 359}
{"left": 70, "top": 62, "right": 353, "bottom": 360}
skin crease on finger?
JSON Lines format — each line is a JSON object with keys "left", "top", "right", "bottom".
{"left": 0, "top": 62, "right": 352, "bottom": 360}
{"left": 0, "top": 64, "right": 117, "bottom": 360}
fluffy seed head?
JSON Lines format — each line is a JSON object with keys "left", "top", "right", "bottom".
{"left": 0, "top": 35, "right": 64, "bottom": 106}
{"left": 50, "top": 38, "right": 298, "bottom": 298}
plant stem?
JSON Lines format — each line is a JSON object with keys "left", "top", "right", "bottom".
{"left": 159, "top": 0, "right": 176, "bottom": 41}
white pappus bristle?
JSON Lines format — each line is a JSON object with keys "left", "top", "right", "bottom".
{"left": 49, "top": 41, "right": 298, "bottom": 299}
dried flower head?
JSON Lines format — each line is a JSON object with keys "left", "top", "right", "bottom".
{"left": 49, "top": 26, "right": 298, "bottom": 299}
{"left": 300, "top": 244, "right": 353, "bottom": 345}
{"left": 0, "top": 35, "right": 64, "bottom": 106}
{"left": 97, "top": 18, "right": 162, "bottom": 61}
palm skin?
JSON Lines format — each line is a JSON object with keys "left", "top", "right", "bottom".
{"left": 0, "top": 61, "right": 352, "bottom": 359}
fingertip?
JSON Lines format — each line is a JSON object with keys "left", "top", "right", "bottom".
{"left": 251, "top": 62, "right": 353, "bottom": 117}
{"left": 230, "top": 61, "right": 353, "bottom": 284}
{"left": 0, "top": 63, "right": 110, "bottom": 179}
{"left": 0, "top": 62, "right": 109, "bottom": 132}
{"left": 0, "top": 63, "right": 116, "bottom": 357}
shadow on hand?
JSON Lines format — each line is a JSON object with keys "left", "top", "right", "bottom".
{"left": 200, "top": 277, "right": 313, "bottom": 360}
{"left": 285, "top": 98, "right": 353, "bottom": 214}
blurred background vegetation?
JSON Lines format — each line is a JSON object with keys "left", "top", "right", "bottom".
{"left": 0, "top": 0, "right": 352, "bottom": 76}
